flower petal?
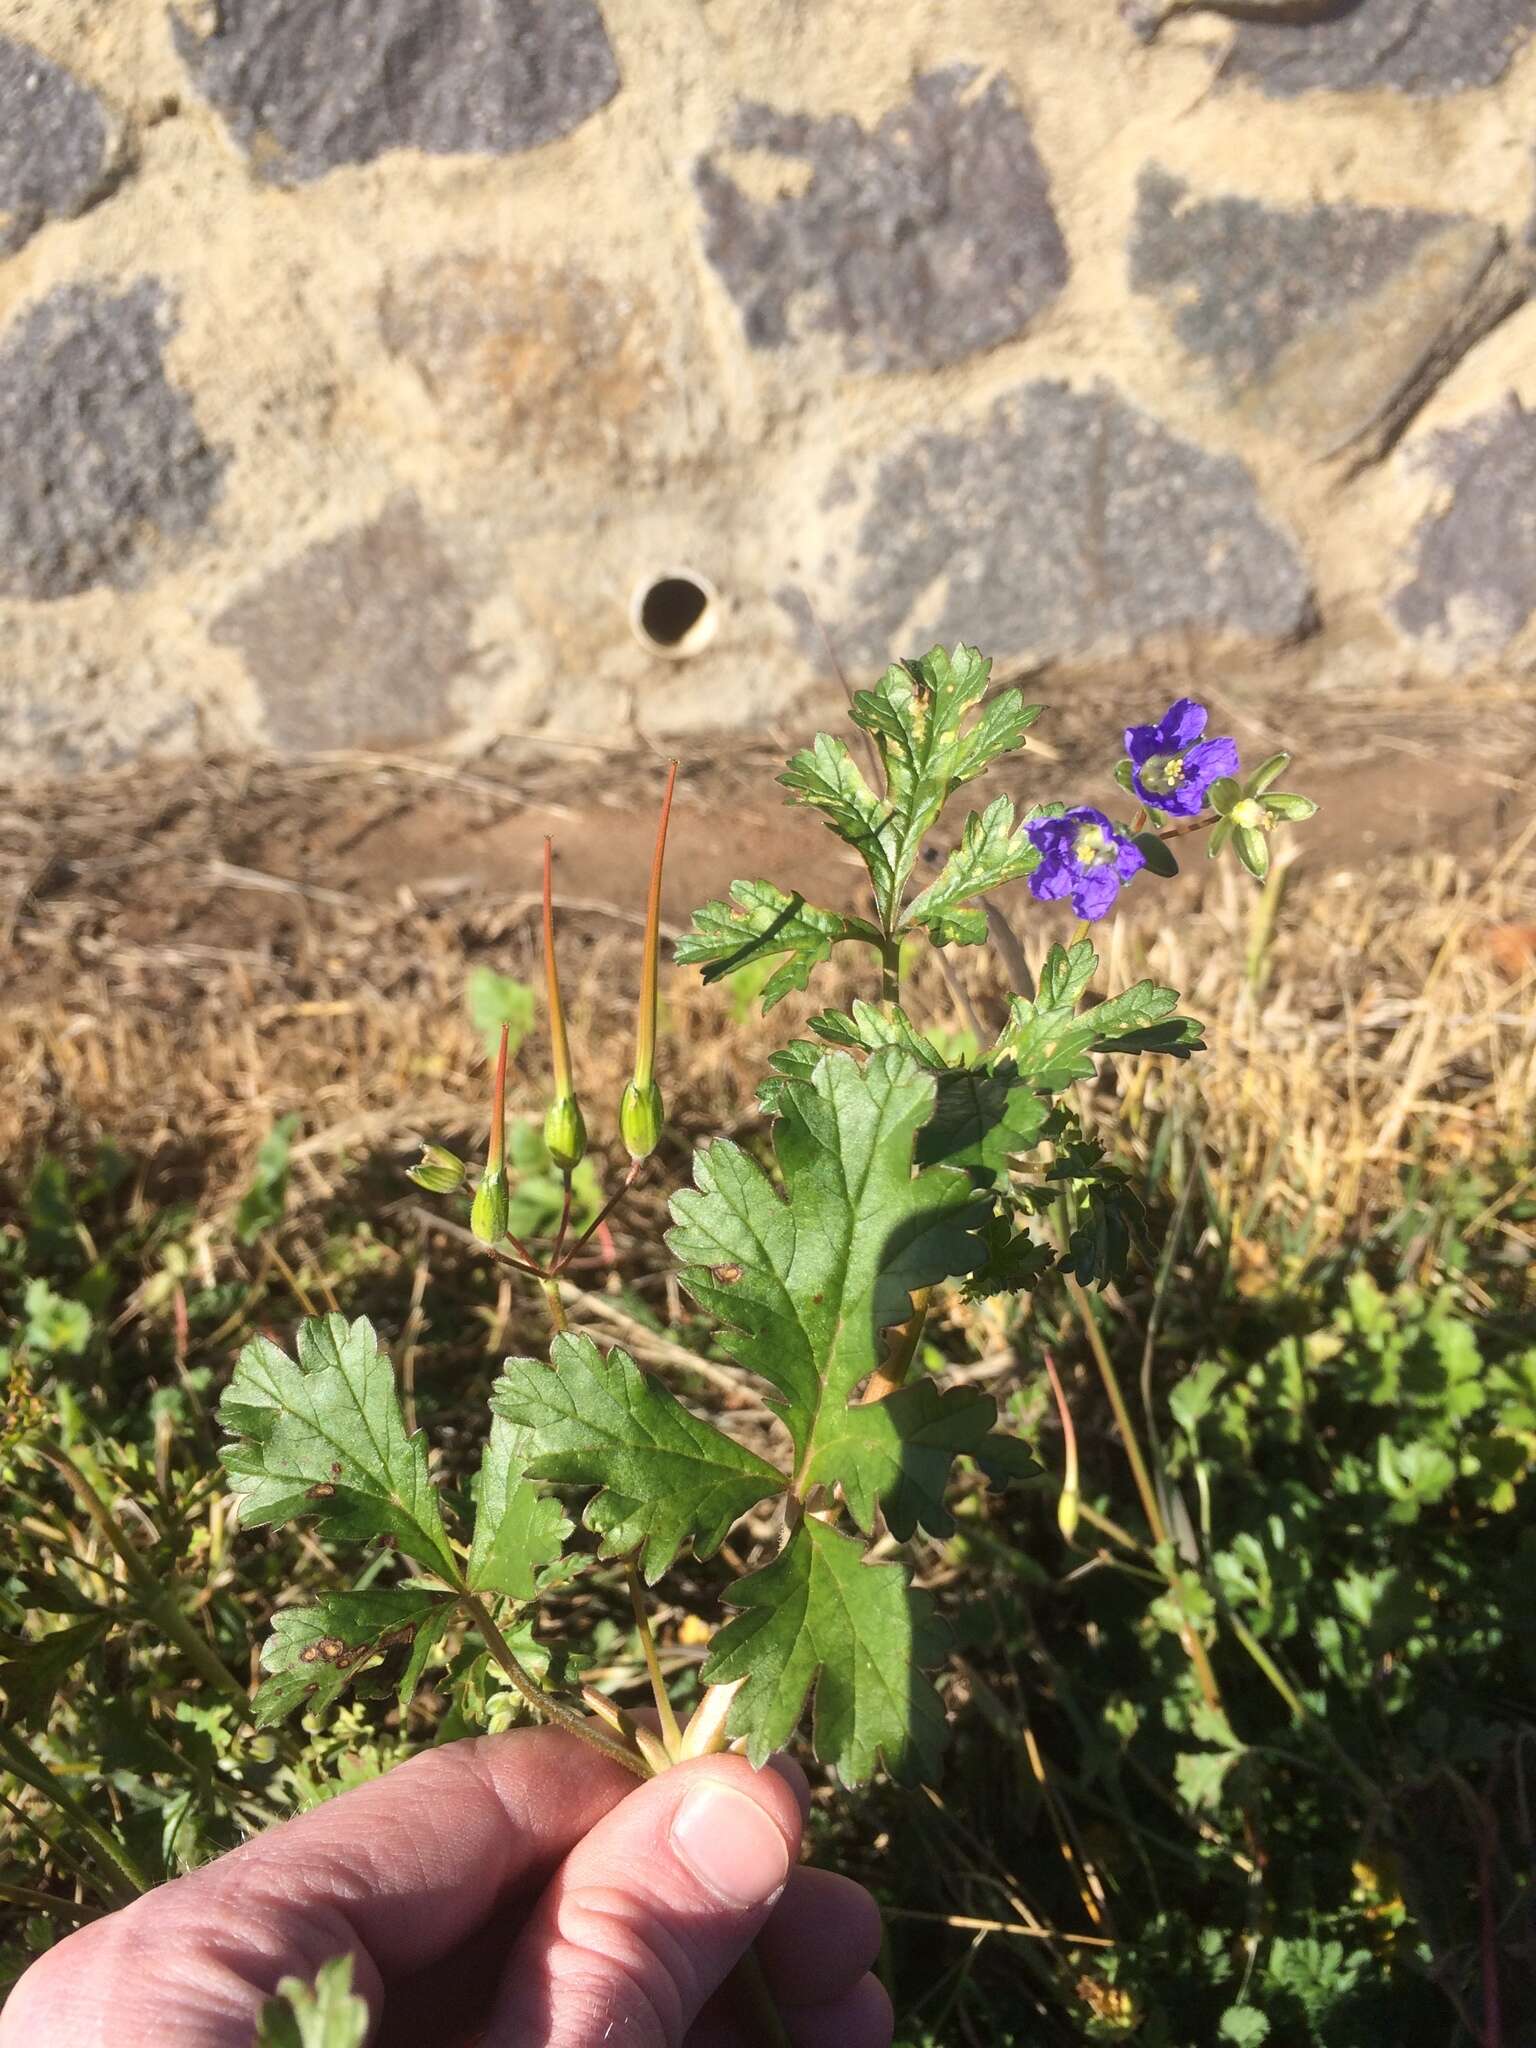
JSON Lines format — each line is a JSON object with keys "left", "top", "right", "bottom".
{"left": 1071, "top": 868, "right": 1121, "bottom": 921}
{"left": 1183, "top": 736, "right": 1240, "bottom": 789}
{"left": 1114, "top": 833, "right": 1148, "bottom": 882}
{"left": 1136, "top": 771, "right": 1205, "bottom": 818}
{"left": 1029, "top": 860, "right": 1073, "bottom": 903}
{"left": 1063, "top": 805, "right": 1113, "bottom": 833}
{"left": 1123, "top": 722, "right": 1161, "bottom": 766}
{"left": 1156, "top": 698, "right": 1208, "bottom": 752}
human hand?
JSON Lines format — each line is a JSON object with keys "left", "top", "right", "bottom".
{"left": 1, "top": 1727, "right": 891, "bottom": 2047}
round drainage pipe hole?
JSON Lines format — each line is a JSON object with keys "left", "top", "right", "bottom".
{"left": 635, "top": 572, "right": 714, "bottom": 654}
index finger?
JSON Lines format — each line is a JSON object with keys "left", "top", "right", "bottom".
{"left": 1, "top": 1727, "right": 641, "bottom": 2048}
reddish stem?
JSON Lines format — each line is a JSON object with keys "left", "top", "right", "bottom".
{"left": 634, "top": 761, "right": 678, "bottom": 1089}
{"left": 542, "top": 838, "right": 575, "bottom": 1103}
{"left": 488, "top": 1022, "right": 508, "bottom": 1176}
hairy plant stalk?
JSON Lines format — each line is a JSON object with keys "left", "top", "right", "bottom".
{"left": 633, "top": 761, "right": 678, "bottom": 1095}
{"left": 0, "top": 1878, "right": 95, "bottom": 1922}
{"left": 538, "top": 1276, "right": 569, "bottom": 1335}
{"left": 878, "top": 933, "right": 902, "bottom": 1008}
{"left": 1065, "top": 1281, "right": 1224, "bottom": 1717}
{"left": 461, "top": 1592, "right": 648, "bottom": 1780}
{"left": 542, "top": 838, "right": 577, "bottom": 1105}
{"left": 863, "top": 1287, "right": 932, "bottom": 1406}
{"left": 0, "top": 1726, "right": 151, "bottom": 1903}
{"left": 626, "top": 1562, "right": 682, "bottom": 1757}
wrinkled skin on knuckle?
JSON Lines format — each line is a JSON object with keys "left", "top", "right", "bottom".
{"left": 538, "top": 1881, "right": 695, "bottom": 2047}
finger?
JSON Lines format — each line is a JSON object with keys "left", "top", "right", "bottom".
{"left": 782, "top": 1974, "right": 894, "bottom": 2048}
{"left": 0, "top": 1728, "right": 641, "bottom": 2048}
{"left": 754, "top": 1865, "right": 882, "bottom": 2005}
{"left": 379, "top": 1757, "right": 812, "bottom": 2048}
{"left": 487, "top": 1753, "right": 803, "bottom": 2046}
{"left": 691, "top": 1971, "right": 894, "bottom": 2048}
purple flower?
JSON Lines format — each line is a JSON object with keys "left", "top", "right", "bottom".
{"left": 1027, "top": 808, "right": 1146, "bottom": 922}
{"left": 1124, "top": 699, "right": 1240, "bottom": 818}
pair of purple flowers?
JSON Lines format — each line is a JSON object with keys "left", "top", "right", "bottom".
{"left": 1026, "top": 699, "right": 1240, "bottom": 922}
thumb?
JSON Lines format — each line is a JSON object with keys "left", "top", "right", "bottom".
{"left": 486, "top": 1753, "right": 802, "bottom": 2046}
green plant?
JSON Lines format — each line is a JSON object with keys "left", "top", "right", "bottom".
{"left": 6, "top": 645, "right": 1375, "bottom": 2038}
{"left": 231, "top": 654, "right": 1311, "bottom": 1781}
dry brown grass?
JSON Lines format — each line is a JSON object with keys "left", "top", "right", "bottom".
{"left": 2, "top": 773, "right": 1532, "bottom": 1262}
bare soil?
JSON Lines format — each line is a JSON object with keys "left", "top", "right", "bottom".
{"left": 2, "top": 683, "right": 1531, "bottom": 1017}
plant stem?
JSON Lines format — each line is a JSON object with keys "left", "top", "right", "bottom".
{"left": 879, "top": 934, "right": 902, "bottom": 1008}
{"left": 542, "top": 837, "right": 577, "bottom": 1103}
{"left": 726, "top": 1950, "right": 793, "bottom": 2048}
{"left": 0, "top": 1878, "right": 96, "bottom": 1923}
{"left": 0, "top": 1787, "right": 110, "bottom": 1902}
{"left": 1075, "top": 1499, "right": 1154, "bottom": 1559}
{"left": 1224, "top": 1611, "right": 1380, "bottom": 1808}
{"left": 1065, "top": 1282, "right": 1163, "bottom": 1546}
{"left": 554, "top": 1159, "right": 642, "bottom": 1272}
{"left": 0, "top": 1727, "right": 150, "bottom": 1902}
{"left": 1156, "top": 809, "right": 1221, "bottom": 843}
{"left": 538, "top": 1276, "right": 569, "bottom": 1335}
{"left": 633, "top": 761, "right": 679, "bottom": 1092}
{"left": 1066, "top": 1284, "right": 1270, "bottom": 1869}
{"left": 1065, "top": 1281, "right": 1224, "bottom": 1718}
{"left": 863, "top": 1288, "right": 931, "bottom": 1406}
{"left": 626, "top": 1561, "right": 682, "bottom": 1756}
{"left": 461, "top": 1592, "right": 649, "bottom": 1780}
{"left": 35, "top": 1442, "right": 250, "bottom": 1717}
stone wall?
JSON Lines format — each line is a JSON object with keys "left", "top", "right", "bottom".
{"left": 2, "top": 0, "right": 1534, "bottom": 778}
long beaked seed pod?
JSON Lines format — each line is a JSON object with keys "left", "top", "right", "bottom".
{"left": 620, "top": 1076, "right": 663, "bottom": 1163}
{"left": 621, "top": 761, "right": 677, "bottom": 1159}
{"left": 470, "top": 1169, "right": 508, "bottom": 1246}
{"left": 471, "top": 1024, "right": 511, "bottom": 1244}
{"left": 543, "top": 1094, "right": 587, "bottom": 1173}
{"left": 542, "top": 837, "right": 587, "bottom": 1171}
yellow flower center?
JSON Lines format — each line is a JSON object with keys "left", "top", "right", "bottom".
{"left": 1073, "top": 822, "right": 1116, "bottom": 867}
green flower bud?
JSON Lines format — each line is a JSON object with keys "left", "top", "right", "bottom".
{"left": 1233, "top": 825, "right": 1271, "bottom": 880}
{"left": 543, "top": 1094, "right": 588, "bottom": 1172}
{"left": 1260, "top": 791, "right": 1318, "bottom": 822}
{"left": 620, "top": 1077, "right": 664, "bottom": 1162}
{"left": 470, "top": 1169, "right": 508, "bottom": 1245}
{"left": 406, "top": 1144, "right": 465, "bottom": 1195}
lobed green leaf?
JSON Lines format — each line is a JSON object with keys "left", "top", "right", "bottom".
{"left": 491, "top": 1335, "right": 785, "bottom": 1583}
{"left": 674, "top": 881, "right": 882, "bottom": 1012}
{"left": 902, "top": 795, "right": 1042, "bottom": 943}
{"left": 253, "top": 1587, "right": 452, "bottom": 1728}
{"left": 0, "top": 1617, "right": 110, "bottom": 1728}
{"left": 467, "top": 1415, "right": 572, "bottom": 1602}
{"left": 845, "top": 645, "right": 1042, "bottom": 917}
{"left": 220, "top": 1314, "right": 456, "bottom": 1579}
{"left": 809, "top": 1381, "right": 1037, "bottom": 1540}
{"left": 992, "top": 942, "right": 1204, "bottom": 1091}
{"left": 702, "top": 1515, "right": 948, "bottom": 1785}
{"left": 255, "top": 1954, "right": 370, "bottom": 2048}
{"left": 777, "top": 735, "right": 899, "bottom": 907}
{"left": 669, "top": 1050, "right": 983, "bottom": 1471}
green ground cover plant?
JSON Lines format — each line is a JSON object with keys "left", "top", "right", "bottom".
{"left": 2, "top": 647, "right": 1531, "bottom": 2044}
